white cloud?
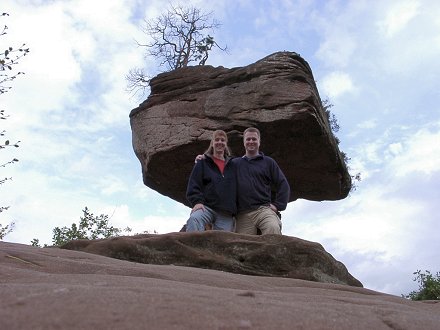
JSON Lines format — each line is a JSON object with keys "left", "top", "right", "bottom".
{"left": 287, "top": 193, "right": 422, "bottom": 261}
{"left": 315, "top": 32, "right": 357, "bottom": 68}
{"left": 320, "top": 71, "right": 355, "bottom": 98}
{"left": 357, "top": 119, "right": 378, "bottom": 130}
{"left": 2, "top": 4, "right": 82, "bottom": 124}
{"left": 378, "top": 0, "right": 421, "bottom": 38}
{"left": 389, "top": 124, "right": 440, "bottom": 177}
{"left": 100, "top": 202, "right": 188, "bottom": 235}
{"left": 373, "top": 1, "right": 440, "bottom": 77}
{"left": 310, "top": 1, "right": 372, "bottom": 69}
{"left": 387, "top": 142, "right": 403, "bottom": 156}
{"left": 98, "top": 174, "right": 130, "bottom": 196}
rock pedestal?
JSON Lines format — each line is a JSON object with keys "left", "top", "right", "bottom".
{"left": 62, "top": 231, "right": 362, "bottom": 287}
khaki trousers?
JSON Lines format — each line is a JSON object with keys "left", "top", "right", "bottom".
{"left": 235, "top": 206, "right": 282, "bottom": 235}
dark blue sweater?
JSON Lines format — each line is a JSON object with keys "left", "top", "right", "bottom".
{"left": 186, "top": 154, "right": 237, "bottom": 215}
{"left": 233, "top": 153, "right": 290, "bottom": 213}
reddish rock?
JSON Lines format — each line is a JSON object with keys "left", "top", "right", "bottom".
{"left": 130, "top": 51, "right": 351, "bottom": 206}
{"left": 2, "top": 241, "right": 440, "bottom": 329}
{"left": 61, "top": 231, "right": 362, "bottom": 287}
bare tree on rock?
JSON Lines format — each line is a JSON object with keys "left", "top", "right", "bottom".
{"left": 126, "top": 5, "right": 226, "bottom": 97}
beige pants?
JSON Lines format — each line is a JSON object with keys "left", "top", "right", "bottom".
{"left": 235, "top": 206, "right": 282, "bottom": 235}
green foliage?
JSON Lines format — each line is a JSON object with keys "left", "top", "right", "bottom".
{"left": 323, "top": 99, "right": 340, "bottom": 136}
{"left": 403, "top": 270, "right": 440, "bottom": 301}
{"left": 322, "top": 99, "right": 361, "bottom": 193}
{"left": 33, "top": 208, "right": 153, "bottom": 247}
{"left": 51, "top": 207, "right": 129, "bottom": 246}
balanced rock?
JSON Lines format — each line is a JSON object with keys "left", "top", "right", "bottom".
{"left": 130, "top": 51, "right": 351, "bottom": 206}
{"left": 61, "top": 231, "right": 362, "bottom": 287}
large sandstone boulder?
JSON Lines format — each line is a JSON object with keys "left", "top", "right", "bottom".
{"left": 61, "top": 231, "right": 362, "bottom": 287}
{"left": 130, "top": 51, "right": 351, "bottom": 206}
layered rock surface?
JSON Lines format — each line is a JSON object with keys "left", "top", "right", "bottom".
{"left": 130, "top": 51, "right": 351, "bottom": 206}
{"left": 2, "top": 241, "right": 440, "bottom": 329}
{"left": 61, "top": 231, "right": 362, "bottom": 287}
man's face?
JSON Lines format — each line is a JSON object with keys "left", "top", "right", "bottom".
{"left": 243, "top": 131, "right": 260, "bottom": 153}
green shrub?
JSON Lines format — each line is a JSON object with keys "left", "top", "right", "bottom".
{"left": 403, "top": 270, "right": 440, "bottom": 301}
{"left": 51, "top": 207, "right": 126, "bottom": 246}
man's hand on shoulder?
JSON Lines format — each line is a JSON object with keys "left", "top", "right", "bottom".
{"left": 194, "top": 154, "right": 205, "bottom": 163}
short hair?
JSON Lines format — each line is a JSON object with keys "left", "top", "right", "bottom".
{"left": 206, "top": 130, "right": 231, "bottom": 157}
{"left": 243, "top": 127, "right": 260, "bottom": 139}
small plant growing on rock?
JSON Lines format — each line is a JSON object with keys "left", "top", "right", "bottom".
{"left": 322, "top": 99, "right": 361, "bottom": 193}
{"left": 403, "top": 270, "right": 440, "bottom": 301}
{"left": 0, "top": 221, "right": 14, "bottom": 240}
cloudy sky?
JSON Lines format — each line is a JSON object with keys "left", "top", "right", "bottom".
{"left": 2, "top": 0, "right": 439, "bottom": 297}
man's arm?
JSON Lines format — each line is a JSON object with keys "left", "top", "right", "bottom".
{"left": 270, "top": 159, "right": 290, "bottom": 211}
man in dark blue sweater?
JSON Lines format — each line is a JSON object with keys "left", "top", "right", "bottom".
{"left": 233, "top": 127, "right": 290, "bottom": 235}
